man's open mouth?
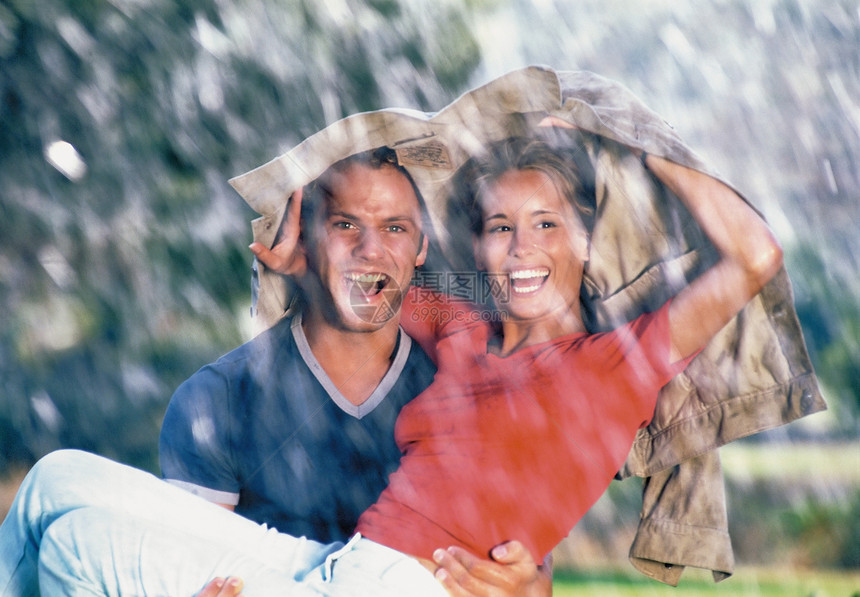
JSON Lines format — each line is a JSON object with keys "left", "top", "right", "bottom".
{"left": 509, "top": 268, "right": 549, "bottom": 294}
{"left": 346, "top": 272, "right": 391, "bottom": 300}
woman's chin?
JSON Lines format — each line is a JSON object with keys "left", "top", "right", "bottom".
{"left": 500, "top": 294, "right": 576, "bottom": 325}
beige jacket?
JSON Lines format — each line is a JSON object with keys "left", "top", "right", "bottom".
{"left": 230, "top": 66, "right": 825, "bottom": 585}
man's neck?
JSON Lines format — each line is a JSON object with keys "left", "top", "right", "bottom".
{"left": 301, "top": 310, "right": 402, "bottom": 406}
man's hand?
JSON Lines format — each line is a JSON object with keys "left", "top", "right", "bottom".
{"left": 433, "top": 541, "right": 553, "bottom": 597}
{"left": 249, "top": 188, "right": 307, "bottom": 277}
{"left": 195, "top": 576, "right": 244, "bottom": 597}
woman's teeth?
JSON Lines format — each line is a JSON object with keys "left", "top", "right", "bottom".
{"left": 510, "top": 268, "right": 549, "bottom": 280}
{"left": 509, "top": 268, "right": 549, "bottom": 294}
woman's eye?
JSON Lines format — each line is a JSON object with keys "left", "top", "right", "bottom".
{"left": 488, "top": 224, "right": 512, "bottom": 233}
{"left": 538, "top": 221, "right": 557, "bottom": 229}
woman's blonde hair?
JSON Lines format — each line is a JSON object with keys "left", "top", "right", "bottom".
{"left": 454, "top": 134, "right": 596, "bottom": 235}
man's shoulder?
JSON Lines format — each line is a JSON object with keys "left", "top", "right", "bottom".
{"left": 209, "top": 315, "right": 299, "bottom": 371}
{"left": 171, "top": 316, "right": 301, "bottom": 403}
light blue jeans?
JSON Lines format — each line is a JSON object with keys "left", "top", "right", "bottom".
{"left": 0, "top": 450, "right": 445, "bottom": 596}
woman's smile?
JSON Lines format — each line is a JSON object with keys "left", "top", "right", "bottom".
{"left": 508, "top": 267, "right": 550, "bottom": 294}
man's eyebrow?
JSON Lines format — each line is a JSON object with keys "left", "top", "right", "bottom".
{"left": 325, "top": 211, "right": 419, "bottom": 224}
{"left": 382, "top": 215, "right": 420, "bottom": 224}
{"left": 325, "top": 210, "right": 359, "bottom": 221}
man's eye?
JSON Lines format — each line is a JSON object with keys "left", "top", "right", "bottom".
{"left": 333, "top": 221, "right": 356, "bottom": 230}
{"left": 386, "top": 225, "right": 406, "bottom": 233}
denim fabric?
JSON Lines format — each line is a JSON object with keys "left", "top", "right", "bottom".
{"left": 0, "top": 450, "right": 334, "bottom": 595}
{"left": 309, "top": 536, "right": 445, "bottom": 597}
{"left": 37, "top": 513, "right": 443, "bottom": 596}
{"left": 0, "top": 451, "right": 444, "bottom": 596}
{"left": 36, "top": 508, "right": 329, "bottom": 596}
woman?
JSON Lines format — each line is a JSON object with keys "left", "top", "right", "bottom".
{"left": 0, "top": 131, "right": 782, "bottom": 596}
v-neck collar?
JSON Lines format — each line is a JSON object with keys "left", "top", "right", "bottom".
{"left": 291, "top": 313, "right": 413, "bottom": 419}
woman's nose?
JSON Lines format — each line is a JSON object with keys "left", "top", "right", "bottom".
{"left": 509, "top": 227, "right": 536, "bottom": 257}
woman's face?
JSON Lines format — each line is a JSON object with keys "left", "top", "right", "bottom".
{"left": 473, "top": 169, "right": 589, "bottom": 323}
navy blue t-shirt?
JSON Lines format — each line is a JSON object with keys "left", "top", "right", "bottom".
{"left": 159, "top": 314, "right": 436, "bottom": 543}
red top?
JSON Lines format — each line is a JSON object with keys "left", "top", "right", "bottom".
{"left": 356, "top": 288, "right": 688, "bottom": 561}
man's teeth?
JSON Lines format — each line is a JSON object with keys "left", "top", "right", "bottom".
{"left": 346, "top": 273, "right": 387, "bottom": 283}
{"left": 346, "top": 273, "right": 389, "bottom": 297}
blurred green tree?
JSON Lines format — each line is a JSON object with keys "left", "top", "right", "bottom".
{"left": 0, "top": 0, "right": 482, "bottom": 472}
{"left": 1, "top": 0, "right": 857, "bottom": 477}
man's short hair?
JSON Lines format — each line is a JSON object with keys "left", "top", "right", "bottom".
{"left": 301, "top": 146, "right": 430, "bottom": 231}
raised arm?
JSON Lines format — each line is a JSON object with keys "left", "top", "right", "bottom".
{"left": 537, "top": 116, "right": 783, "bottom": 360}
{"left": 643, "top": 154, "right": 784, "bottom": 361}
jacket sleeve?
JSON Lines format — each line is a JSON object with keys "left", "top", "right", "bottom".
{"left": 628, "top": 451, "right": 733, "bottom": 585}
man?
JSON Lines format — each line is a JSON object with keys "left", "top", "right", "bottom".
{"left": 160, "top": 147, "right": 552, "bottom": 596}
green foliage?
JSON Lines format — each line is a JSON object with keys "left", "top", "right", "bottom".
{"left": 781, "top": 490, "right": 860, "bottom": 569}
{"left": 790, "top": 244, "right": 860, "bottom": 431}
{"left": 724, "top": 470, "right": 860, "bottom": 572}
{"left": 0, "top": 0, "right": 482, "bottom": 471}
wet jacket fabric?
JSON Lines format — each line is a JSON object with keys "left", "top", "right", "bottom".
{"left": 229, "top": 66, "right": 825, "bottom": 585}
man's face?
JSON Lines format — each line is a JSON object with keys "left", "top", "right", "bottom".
{"left": 302, "top": 162, "right": 428, "bottom": 332}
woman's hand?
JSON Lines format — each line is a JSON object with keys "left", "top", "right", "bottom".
{"left": 538, "top": 114, "right": 645, "bottom": 157}
{"left": 540, "top": 113, "right": 782, "bottom": 359}
{"left": 249, "top": 187, "right": 307, "bottom": 277}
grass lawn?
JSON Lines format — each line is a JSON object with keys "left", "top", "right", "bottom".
{"left": 552, "top": 565, "right": 860, "bottom": 596}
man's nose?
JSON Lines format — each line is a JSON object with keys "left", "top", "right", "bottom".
{"left": 354, "top": 229, "right": 384, "bottom": 260}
